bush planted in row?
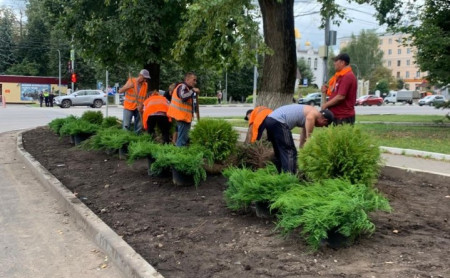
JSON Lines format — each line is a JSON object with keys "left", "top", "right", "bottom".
{"left": 48, "top": 115, "right": 78, "bottom": 135}
{"left": 81, "top": 110, "right": 103, "bottom": 125}
{"left": 198, "top": 97, "right": 218, "bottom": 105}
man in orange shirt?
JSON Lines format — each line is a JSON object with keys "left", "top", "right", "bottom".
{"left": 119, "top": 69, "right": 150, "bottom": 133}
{"left": 244, "top": 106, "right": 272, "bottom": 143}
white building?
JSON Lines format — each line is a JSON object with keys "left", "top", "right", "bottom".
{"left": 296, "top": 42, "right": 325, "bottom": 88}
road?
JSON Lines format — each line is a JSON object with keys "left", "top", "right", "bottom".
{"left": 0, "top": 103, "right": 448, "bottom": 133}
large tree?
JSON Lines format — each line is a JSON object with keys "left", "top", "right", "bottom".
{"left": 0, "top": 8, "right": 18, "bottom": 74}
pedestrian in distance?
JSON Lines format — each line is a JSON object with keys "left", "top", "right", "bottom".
{"left": 265, "top": 104, "right": 334, "bottom": 174}
{"left": 217, "top": 91, "right": 223, "bottom": 104}
{"left": 321, "top": 53, "right": 357, "bottom": 125}
{"left": 118, "top": 69, "right": 150, "bottom": 134}
{"left": 142, "top": 90, "right": 172, "bottom": 144}
{"left": 167, "top": 72, "right": 200, "bottom": 147}
{"left": 38, "top": 91, "right": 44, "bottom": 107}
{"left": 49, "top": 90, "right": 55, "bottom": 107}
{"left": 244, "top": 106, "right": 273, "bottom": 143}
{"left": 43, "top": 90, "right": 49, "bottom": 107}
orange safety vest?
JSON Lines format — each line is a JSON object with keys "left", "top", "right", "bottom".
{"left": 124, "top": 78, "right": 148, "bottom": 110}
{"left": 249, "top": 106, "right": 272, "bottom": 143}
{"left": 166, "top": 83, "right": 193, "bottom": 123}
{"left": 142, "top": 94, "right": 170, "bottom": 130}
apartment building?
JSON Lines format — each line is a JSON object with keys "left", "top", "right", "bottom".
{"left": 340, "top": 33, "right": 426, "bottom": 91}
{"left": 296, "top": 42, "right": 325, "bottom": 88}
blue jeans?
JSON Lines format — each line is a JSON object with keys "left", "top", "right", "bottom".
{"left": 175, "top": 121, "right": 191, "bottom": 147}
{"left": 122, "top": 109, "right": 142, "bottom": 134}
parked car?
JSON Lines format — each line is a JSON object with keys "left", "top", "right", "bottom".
{"left": 54, "top": 89, "right": 106, "bottom": 108}
{"left": 298, "top": 92, "right": 328, "bottom": 106}
{"left": 355, "top": 95, "right": 383, "bottom": 106}
{"left": 418, "top": 95, "right": 447, "bottom": 106}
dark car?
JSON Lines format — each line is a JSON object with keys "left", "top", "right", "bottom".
{"left": 298, "top": 92, "right": 328, "bottom": 106}
{"left": 355, "top": 95, "right": 383, "bottom": 106}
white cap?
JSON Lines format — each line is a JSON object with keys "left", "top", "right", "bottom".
{"left": 139, "top": 69, "right": 151, "bottom": 79}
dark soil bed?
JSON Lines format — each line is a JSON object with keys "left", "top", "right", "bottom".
{"left": 22, "top": 127, "right": 449, "bottom": 278}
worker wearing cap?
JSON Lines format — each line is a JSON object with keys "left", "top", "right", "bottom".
{"left": 244, "top": 106, "right": 273, "bottom": 143}
{"left": 119, "top": 69, "right": 150, "bottom": 133}
{"left": 265, "top": 104, "right": 334, "bottom": 174}
{"left": 321, "top": 53, "right": 357, "bottom": 125}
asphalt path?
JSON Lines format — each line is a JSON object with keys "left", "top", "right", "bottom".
{"left": 0, "top": 103, "right": 447, "bottom": 133}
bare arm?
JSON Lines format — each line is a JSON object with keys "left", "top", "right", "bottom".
{"left": 118, "top": 80, "right": 133, "bottom": 94}
{"left": 302, "top": 112, "right": 316, "bottom": 147}
{"left": 299, "top": 127, "right": 307, "bottom": 148}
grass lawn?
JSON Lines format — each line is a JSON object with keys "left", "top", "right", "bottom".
{"left": 356, "top": 114, "right": 445, "bottom": 123}
{"left": 211, "top": 117, "right": 450, "bottom": 154}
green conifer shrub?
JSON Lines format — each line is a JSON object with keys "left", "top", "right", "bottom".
{"left": 102, "top": 116, "right": 121, "bottom": 129}
{"left": 299, "top": 125, "right": 381, "bottom": 186}
{"left": 272, "top": 179, "right": 391, "bottom": 250}
{"left": 84, "top": 128, "right": 151, "bottom": 151}
{"left": 48, "top": 115, "right": 78, "bottom": 135}
{"left": 190, "top": 119, "right": 238, "bottom": 162}
{"left": 127, "top": 140, "right": 161, "bottom": 163}
{"left": 59, "top": 119, "right": 99, "bottom": 136}
{"left": 223, "top": 164, "right": 300, "bottom": 211}
{"left": 80, "top": 110, "right": 103, "bottom": 125}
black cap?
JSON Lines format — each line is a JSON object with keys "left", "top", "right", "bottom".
{"left": 244, "top": 109, "right": 253, "bottom": 121}
{"left": 333, "top": 53, "right": 350, "bottom": 65}
{"left": 320, "top": 109, "right": 334, "bottom": 126}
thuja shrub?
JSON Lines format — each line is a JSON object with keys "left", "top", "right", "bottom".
{"left": 190, "top": 119, "right": 238, "bottom": 162}
{"left": 299, "top": 125, "right": 381, "bottom": 186}
{"left": 272, "top": 179, "right": 391, "bottom": 250}
{"left": 223, "top": 164, "right": 300, "bottom": 211}
{"left": 48, "top": 115, "right": 78, "bottom": 135}
{"left": 81, "top": 110, "right": 103, "bottom": 125}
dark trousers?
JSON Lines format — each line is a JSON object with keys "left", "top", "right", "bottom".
{"left": 49, "top": 95, "right": 54, "bottom": 107}
{"left": 39, "top": 97, "right": 44, "bottom": 107}
{"left": 333, "top": 116, "right": 355, "bottom": 125}
{"left": 44, "top": 96, "right": 49, "bottom": 107}
{"left": 147, "top": 115, "right": 171, "bottom": 144}
{"left": 265, "top": 117, "right": 297, "bottom": 174}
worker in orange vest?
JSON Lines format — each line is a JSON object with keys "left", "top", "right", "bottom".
{"left": 167, "top": 72, "right": 200, "bottom": 147}
{"left": 244, "top": 106, "right": 273, "bottom": 143}
{"left": 142, "top": 90, "right": 171, "bottom": 143}
{"left": 118, "top": 69, "right": 150, "bottom": 133}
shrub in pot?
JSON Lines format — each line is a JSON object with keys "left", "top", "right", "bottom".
{"left": 236, "top": 140, "right": 274, "bottom": 170}
{"left": 81, "top": 110, "right": 103, "bottom": 125}
{"left": 190, "top": 119, "right": 238, "bottom": 164}
{"left": 299, "top": 125, "right": 381, "bottom": 186}
{"left": 48, "top": 115, "right": 79, "bottom": 135}
{"left": 102, "top": 116, "right": 121, "bottom": 129}
{"left": 223, "top": 164, "right": 300, "bottom": 216}
{"left": 272, "top": 179, "right": 391, "bottom": 250}
{"left": 127, "top": 140, "right": 162, "bottom": 176}
{"left": 59, "top": 119, "right": 99, "bottom": 145}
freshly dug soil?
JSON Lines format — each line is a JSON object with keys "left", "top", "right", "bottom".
{"left": 22, "top": 127, "right": 449, "bottom": 278}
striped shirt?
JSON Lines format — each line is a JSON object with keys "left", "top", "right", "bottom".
{"left": 267, "top": 104, "right": 306, "bottom": 130}
{"left": 177, "top": 82, "right": 194, "bottom": 102}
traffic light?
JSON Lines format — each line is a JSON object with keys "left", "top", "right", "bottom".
{"left": 71, "top": 73, "right": 77, "bottom": 83}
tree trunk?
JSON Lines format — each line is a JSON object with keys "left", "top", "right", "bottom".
{"left": 258, "top": 0, "right": 297, "bottom": 109}
{"left": 145, "top": 62, "right": 161, "bottom": 92}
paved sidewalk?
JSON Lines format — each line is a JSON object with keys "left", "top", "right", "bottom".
{"left": 382, "top": 153, "right": 450, "bottom": 176}
{"left": 0, "top": 131, "right": 123, "bottom": 278}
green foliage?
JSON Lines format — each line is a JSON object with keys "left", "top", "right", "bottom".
{"left": 86, "top": 128, "right": 150, "bottom": 151}
{"left": 272, "top": 179, "right": 391, "bottom": 250}
{"left": 150, "top": 145, "right": 208, "bottom": 187}
{"left": 223, "top": 164, "right": 300, "bottom": 211}
{"left": 299, "top": 125, "right": 381, "bottom": 186}
{"left": 101, "top": 116, "right": 121, "bottom": 129}
{"left": 0, "top": 8, "right": 17, "bottom": 73}
{"left": 198, "top": 97, "right": 218, "bottom": 105}
{"left": 297, "top": 58, "right": 315, "bottom": 85}
{"left": 190, "top": 119, "right": 238, "bottom": 162}
{"left": 48, "top": 115, "right": 78, "bottom": 135}
{"left": 81, "top": 111, "right": 103, "bottom": 125}
{"left": 127, "top": 140, "right": 161, "bottom": 163}
{"left": 375, "top": 79, "right": 390, "bottom": 94}
{"left": 246, "top": 96, "right": 253, "bottom": 103}
{"left": 59, "top": 120, "right": 99, "bottom": 136}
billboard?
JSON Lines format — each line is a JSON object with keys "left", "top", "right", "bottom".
{"left": 20, "top": 84, "right": 51, "bottom": 101}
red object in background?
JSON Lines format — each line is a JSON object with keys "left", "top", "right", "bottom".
{"left": 71, "top": 73, "right": 77, "bottom": 83}
{"left": 355, "top": 95, "right": 383, "bottom": 106}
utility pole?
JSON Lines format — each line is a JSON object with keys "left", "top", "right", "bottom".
{"left": 105, "top": 70, "right": 109, "bottom": 117}
{"left": 252, "top": 47, "right": 258, "bottom": 107}
{"left": 321, "top": 16, "right": 330, "bottom": 107}
{"left": 57, "top": 50, "right": 61, "bottom": 97}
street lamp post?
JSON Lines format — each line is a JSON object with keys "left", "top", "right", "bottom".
{"left": 57, "top": 49, "right": 61, "bottom": 97}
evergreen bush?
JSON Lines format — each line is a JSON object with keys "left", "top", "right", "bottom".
{"left": 81, "top": 110, "right": 103, "bottom": 125}
{"left": 272, "top": 179, "right": 391, "bottom": 250}
{"left": 223, "top": 164, "right": 300, "bottom": 211}
{"left": 102, "top": 116, "right": 121, "bottom": 129}
{"left": 127, "top": 140, "right": 160, "bottom": 163}
{"left": 190, "top": 119, "right": 238, "bottom": 162}
{"left": 246, "top": 96, "right": 253, "bottom": 103}
{"left": 59, "top": 119, "right": 99, "bottom": 136}
{"left": 298, "top": 125, "right": 381, "bottom": 186}
{"left": 48, "top": 115, "right": 78, "bottom": 135}
{"left": 85, "top": 128, "right": 151, "bottom": 151}
{"left": 198, "top": 97, "right": 218, "bottom": 105}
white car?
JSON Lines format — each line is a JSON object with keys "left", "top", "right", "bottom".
{"left": 54, "top": 90, "right": 106, "bottom": 108}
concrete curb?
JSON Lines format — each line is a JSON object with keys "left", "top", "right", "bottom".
{"left": 16, "top": 132, "right": 164, "bottom": 278}
{"left": 381, "top": 165, "right": 450, "bottom": 184}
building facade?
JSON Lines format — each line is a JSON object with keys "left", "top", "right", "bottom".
{"left": 296, "top": 43, "right": 325, "bottom": 88}
{"left": 0, "top": 75, "right": 68, "bottom": 103}
{"left": 339, "top": 33, "right": 426, "bottom": 91}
